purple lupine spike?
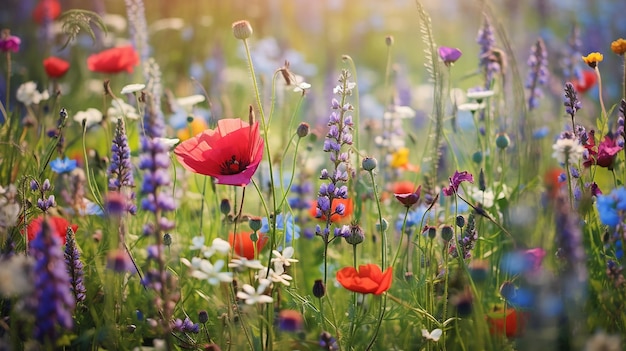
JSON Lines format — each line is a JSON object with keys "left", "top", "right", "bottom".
{"left": 476, "top": 15, "right": 499, "bottom": 88}
{"left": 450, "top": 212, "right": 478, "bottom": 259}
{"left": 617, "top": 100, "right": 626, "bottom": 147}
{"left": 64, "top": 227, "right": 86, "bottom": 305}
{"left": 108, "top": 118, "right": 136, "bottom": 215}
{"left": 564, "top": 82, "right": 582, "bottom": 129}
{"left": 315, "top": 70, "right": 354, "bottom": 226}
{"left": 562, "top": 24, "right": 583, "bottom": 82}
{"left": 31, "top": 219, "right": 75, "bottom": 343}
{"left": 525, "top": 38, "right": 549, "bottom": 111}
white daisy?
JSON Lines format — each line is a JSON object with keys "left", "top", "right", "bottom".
{"left": 190, "top": 258, "right": 233, "bottom": 285}
{"left": 257, "top": 265, "right": 293, "bottom": 287}
{"left": 73, "top": 108, "right": 103, "bottom": 128}
{"left": 120, "top": 83, "right": 146, "bottom": 95}
{"left": 237, "top": 279, "right": 273, "bottom": 305}
{"left": 552, "top": 137, "right": 584, "bottom": 165}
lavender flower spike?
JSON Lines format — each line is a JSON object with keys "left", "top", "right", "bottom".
{"left": 525, "top": 38, "right": 549, "bottom": 111}
{"left": 32, "top": 219, "right": 75, "bottom": 343}
{"left": 476, "top": 15, "right": 499, "bottom": 88}
{"left": 64, "top": 227, "right": 86, "bottom": 304}
{"left": 108, "top": 117, "right": 136, "bottom": 215}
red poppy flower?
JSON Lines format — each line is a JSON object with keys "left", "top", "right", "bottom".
{"left": 87, "top": 45, "right": 139, "bottom": 74}
{"left": 487, "top": 308, "right": 529, "bottom": 338}
{"left": 336, "top": 263, "right": 392, "bottom": 295}
{"left": 571, "top": 70, "right": 596, "bottom": 94}
{"left": 543, "top": 167, "right": 564, "bottom": 199}
{"left": 583, "top": 133, "right": 622, "bottom": 168}
{"left": 309, "top": 198, "right": 354, "bottom": 223}
{"left": 25, "top": 216, "right": 78, "bottom": 245}
{"left": 32, "top": 0, "right": 61, "bottom": 24}
{"left": 228, "top": 231, "right": 269, "bottom": 260}
{"left": 395, "top": 185, "right": 422, "bottom": 207}
{"left": 43, "top": 56, "right": 70, "bottom": 78}
{"left": 174, "top": 118, "right": 264, "bottom": 186}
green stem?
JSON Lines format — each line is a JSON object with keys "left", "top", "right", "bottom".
{"left": 392, "top": 207, "right": 410, "bottom": 269}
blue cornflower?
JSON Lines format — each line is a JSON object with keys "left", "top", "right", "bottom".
{"left": 596, "top": 187, "right": 626, "bottom": 226}
{"left": 532, "top": 126, "right": 550, "bottom": 139}
{"left": 50, "top": 157, "right": 77, "bottom": 174}
{"left": 260, "top": 213, "right": 300, "bottom": 245}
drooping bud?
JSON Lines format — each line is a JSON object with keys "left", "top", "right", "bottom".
{"left": 232, "top": 20, "right": 253, "bottom": 40}
{"left": 297, "top": 122, "right": 310, "bottom": 138}
{"left": 362, "top": 157, "right": 377, "bottom": 171}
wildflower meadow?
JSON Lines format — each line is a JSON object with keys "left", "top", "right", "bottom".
{"left": 2, "top": 0, "right": 626, "bottom": 350}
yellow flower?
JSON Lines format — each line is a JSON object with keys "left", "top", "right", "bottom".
{"left": 390, "top": 147, "right": 410, "bottom": 169}
{"left": 177, "top": 117, "right": 208, "bottom": 141}
{"left": 582, "top": 52, "right": 604, "bottom": 68}
{"left": 611, "top": 38, "right": 626, "bottom": 55}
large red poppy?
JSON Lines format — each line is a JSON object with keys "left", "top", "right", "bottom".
{"left": 487, "top": 308, "right": 529, "bottom": 338}
{"left": 309, "top": 198, "right": 354, "bottom": 223}
{"left": 336, "top": 264, "right": 392, "bottom": 295}
{"left": 228, "top": 231, "right": 269, "bottom": 260}
{"left": 571, "top": 70, "right": 596, "bottom": 94}
{"left": 26, "top": 216, "right": 78, "bottom": 245}
{"left": 174, "top": 118, "right": 264, "bottom": 186}
{"left": 87, "top": 46, "right": 139, "bottom": 74}
{"left": 32, "top": 0, "right": 61, "bottom": 24}
{"left": 43, "top": 56, "right": 70, "bottom": 78}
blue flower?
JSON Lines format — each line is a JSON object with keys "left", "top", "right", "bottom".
{"left": 260, "top": 213, "right": 300, "bottom": 245}
{"left": 596, "top": 187, "right": 626, "bottom": 227}
{"left": 50, "top": 157, "right": 77, "bottom": 174}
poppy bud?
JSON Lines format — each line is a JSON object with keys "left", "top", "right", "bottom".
{"left": 456, "top": 215, "right": 465, "bottom": 228}
{"left": 198, "top": 310, "right": 209, "bottom": 324}
{"left": 297, "top": 122, "right": 309, "bottom": 138}
{"left": 441, "top": 225, "right": 454, "bottom": 242}
{"left": 313, "top": 279, "right": 325, "bottom": 298}
{"left": 362, "top": 157, "right": 377, "bottom": 171}
{"left": 220, "top": 199, "right": 231, "bottom": 215}
{"left": 472, "top": 151, "right": 483, "bottom": 164}
{"left": 249, "top": 217, "right": 262, "bottom": 232}
{"left": 344, "top": 224, "right": 364, "bottom": 245}
{"left": 495, "top": 133, "right": 510, "bottom": 149}
{"left": 232, "top": 20, "right": 253, "bottom": 40}
{"left": 376, "top": 218, "right": 389, "bottom": 232}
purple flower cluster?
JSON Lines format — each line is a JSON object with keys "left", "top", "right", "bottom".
{"left": 315, "top": 70, "right": 354, "bottom": 239}
{"left": 564, "top": 82, "right": 582, "bottom": 121}
{"left": 139, "top": 93, "right": 175, "bottom": 232}
{"left": 288, "top": 181, "right": 312, "bottom": 210}
{"left": 476, "top": 15, "right": 499, "bottom": 88}
{"left": 171, "top": 317, "right": 200, "bottom": 333}
{"left": 0, "top": 29, "right": 20, "bottom": 53}
{"left": 617, "top": 99, "right": 625, "bottom": 147}
{"left": 108, "top": 118, "right": 137, "bottom": 215}
{"left": 450, "top": 212, "right": 478, "bottom": 259}
{"left": 31, "top": 219, "right": 75, "bottom": 343}
{"left": 31, "top": 179, "right": 56, "bottom": 212}
{"left": 64, "top": 227, "right": 86, "bottom": 305}
{"left": 525, "top": 38, "right": 549, "bottom": 110}
{"left": 125, "top": 0, "right": 149, "bottom": 63}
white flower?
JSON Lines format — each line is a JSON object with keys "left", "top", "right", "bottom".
{"left": 584, "top": 331, "right": 621, "bottom": 351}
{"left": 552, "top": 137, "right": 584, "bottom": 165}
{"left": 120, "top": 83, "right": 146, "bottom": 94}
{"left": 108, "top": 99, "right": 140, "bottom": 122}
{"left": 0, "top": 255, "right": 34, "bottom": 297}
{"left": 229, "top": 257, "right": 265, "bottom": 271}
{"left": 257, "top": 264, "right": 293, "bottom": 287}
{"left": 176, "top": 94, "right": 206, "bottom": 112}
{"left": 103, "top": 13, "right": 127, "bottom": 32}
{"left": 190, "top": 236, "right": 205, "bottom": 251}
{"left": 422, "top": 328, "right": 442, "bottom": 342}
{"left": 237, "top": 279, "right": 273, "bottom": 305}
{"left": 73, "top": 108, "right": 103, "bottom": 128}
{"left": 202, "top": 238, "right": 230, "bottom": 258}
{"left": 383, "top": 105, "right": 416, "bottom": 120}
{"left": 271, "top": 246, "right": 298, "bottom": 269}
{"left": 467, "top": 184, "right": 509, "bottom": 208}
{"left": 293, "top": 81, "right": 311, "bottom": 93}
{"left": 333, "top": 81, "right": 357, "bottom": 95}
{"left": 16, "top": 82, "right": 47, "bottom": 106}
{"left": 155, "top": 137, "right": 180, "bottom": 150}
{"left": 190, "top": 258, "right": 233, "bottom": 285}
{"left": 457, "top": 102, "right": 486, "bottom": 112}
{"left": 466, "top": 89, "right": 495, "bottom": 100}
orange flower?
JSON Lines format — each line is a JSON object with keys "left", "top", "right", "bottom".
{"left": 487, "top": 308, "right": 529, "bottom": 338}
{"left": 582, "top": 52, "right": 603, "bottom": 68}
{"left": 25, "top": 216, "right": 78, "bottom": 245}
{"left": 571, "top": 70, "right": 597, "bottom": 94}
{"left": 611, "top": 38, "right": 626, "bottom": 55}
{"left": 229, "top": 231, "right": 269, "bottom": 260}
{"left": 309, "top": 198, "right": 354, "bottom": 223}
{"left": 174, "top": 118, "right": 264, "bottom": 186}
{"left": 87, "top": 45, "right": 139, "bottom": 74}
{"left": 544, "top": 167, "right": 564, "bottom": 199}
{"left": 177, "top": 117, "right": 208, "bottom": 141}
{"left": 391, "top": 180, "right": 417, "bottom": 195}
{"left": 336, "top": 264, "right": 392, "bottom": 295}
{"left": 32, "top": 0, "right": 61, "bottom": 24}
{"left": 43, "top": 56, "right": 70, "bottom": 78}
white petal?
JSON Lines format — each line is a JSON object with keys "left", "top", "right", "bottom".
{"left": 120, "top": 83, "right": 146, "bottom": 94}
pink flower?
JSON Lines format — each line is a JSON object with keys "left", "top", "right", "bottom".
{"left": 443, "top": 170, "right": 474, "bottom": 196}
{"left": 0, "top": 30, "right": 20, "bottom": 53}
{"left": 174, "top": 118, "right": 264, "bottom": 186}
{"left": 583, "top": 133, "right": 622, "bottom": 168}
{"left": 438, "top": 46, "right": 463, "bottom": 66}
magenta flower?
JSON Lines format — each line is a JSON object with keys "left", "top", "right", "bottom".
{"left": 443, "top": 170, "right": 474, "bottom": 196}
{"left": 438, "top": 46, "right": 462, "bottom": 66}
{"left": 0, "top": 30, "right": 20, "bottom": 53}
{"left": 583, "top": 134, "right": 622, "bottom": 168}
{"left": 394, "top": 185, "right": 422, "bottom": 208}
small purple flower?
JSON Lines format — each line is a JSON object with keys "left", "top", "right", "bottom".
{"left": 438, "top": 46, "right": 463, "bottom": 66}
{"left": 443, "top": 170, "right": 474, "bottom": 196}
{"left": 0, "top": 30, "right": 21, "bottom": 53}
